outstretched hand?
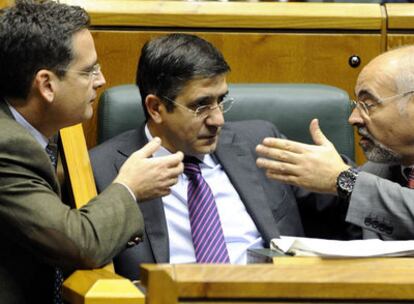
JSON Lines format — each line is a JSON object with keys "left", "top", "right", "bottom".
{"left": 114, "top": 137, "right": 184, "bottom": 201}
{"left": 256, "top": 119, "right": 350, "bottom": 193}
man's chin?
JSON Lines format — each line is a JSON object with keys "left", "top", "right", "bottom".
{"left": 192, "top": 142, "right": 218, "bottom": 155}
{"left": 363, "top": 147, "right": 402, "bottom": 164}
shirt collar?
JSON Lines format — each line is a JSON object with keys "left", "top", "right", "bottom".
{"left": 6, "top": 101, "right": 49, "bottom": 149}
{"left": 144, "top": 124, "right": 216, "bottom": 168}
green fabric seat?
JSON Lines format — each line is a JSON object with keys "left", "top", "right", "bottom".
{"left": 97, "top": 83, "right": 354, "bottom": 160}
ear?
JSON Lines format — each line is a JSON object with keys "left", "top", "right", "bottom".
{"left": 145, "top": 94, "right": 164, "bottom": 123}
{"left": 33, "top": 69, "right": 58, "bottom": 103}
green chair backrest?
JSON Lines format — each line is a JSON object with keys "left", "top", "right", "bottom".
{"left": 98, "top": 83, "right": 354, "bottom": 160}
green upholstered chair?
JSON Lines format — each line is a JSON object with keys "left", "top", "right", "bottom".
{"left": 97, "top": 83, "right": 354, "bottom": 160}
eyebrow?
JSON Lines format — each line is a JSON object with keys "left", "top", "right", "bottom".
{"left": 357, "top": 89, "right": 380, "bottom": 103}
{"left": 81, "top": 60, "right": 98, "bottom": 72}
{"left": 190, "top": 91, "right": 229, "bottom": 106}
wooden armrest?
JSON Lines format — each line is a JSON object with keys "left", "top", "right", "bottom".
{"left": 63, "top": 268, "right": 145, "bottom": 304}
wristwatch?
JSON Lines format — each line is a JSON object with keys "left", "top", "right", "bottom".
{"left": 336, "top": 168, "right": 359, "bottom": 200}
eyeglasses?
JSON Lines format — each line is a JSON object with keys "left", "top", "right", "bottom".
{"left": 58, "top": 63, "right": 101, "bottom": 79}
{"left": 351, "top": 90, "right": 414, "bottom": 115}
{"left": 161, "top": 95, "right": 236, "bottom": 118}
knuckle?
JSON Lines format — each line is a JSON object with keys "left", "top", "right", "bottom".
{"left": 279, "top": 151, "right": 289, "bottom": 161}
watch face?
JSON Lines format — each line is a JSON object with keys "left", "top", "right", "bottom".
{"left": 339, "top": 172, "right": 354, "bottom": 191}
{"left": 337, "top": 169, "right": 358, "bottom": 198}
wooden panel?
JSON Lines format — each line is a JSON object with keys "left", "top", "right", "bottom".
{"left": 387, "top": 34, "right": 414, "bottom": 51}
{"left": 141, "top": 259, "right": 414, "bottom": 304}
{"left": 386, "top": 4, "right": 414, "bottom": 30}
{"left": 62, "top": 1, "right": 382, "bottom": 30}
{"left": 60, "top": 124, "right": 97, "bottom": 208}
{"left": 0, "top": 0, "right": 13, "bottom": 8}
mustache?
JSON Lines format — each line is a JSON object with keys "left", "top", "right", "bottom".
{"left": 358, "top": 127, "right": 397, "bottom": 153}
{"left": 358, "top": 127, "right": 368, "bottom": 137}
{"left": 200, "top": 127, "right": 221, "bottom": 137}
{"left": 358, "top": 127, "right": 375, "bottom": 141}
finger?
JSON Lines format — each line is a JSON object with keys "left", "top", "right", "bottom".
{"left": 256, "top": 157, "right": 298, "bottom": 176}
{"left": 256, "top": 144, "right": 299, "bottom": 164}
{"left": 150, "top": 152, "right": 184, "bottom": 168}
{"left": 164, "top": 163, "right": 184, "bottom": 178}
{"left": 261, "top": 137, "right": 307, "bottom": 154}
{"left": 134, "top": 137, "right": 161, "bottom": 158}
{"left": 309, "top": 119, "right": 330, "bottom": 146}
{"left": 164, "top": 177, "right": 179, "bottom": 188}
{"left": 265, "top": 171, "right": 298, "bottom": 187}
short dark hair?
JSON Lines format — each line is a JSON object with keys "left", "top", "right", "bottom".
{"left": 136, "top": 33, "right": 230, "bottom": 119}
{"left": 0, "top": 0, "right": 90, "bottom": 99}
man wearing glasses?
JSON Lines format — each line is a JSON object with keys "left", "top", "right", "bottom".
{"left": 90, "top": 33, "right": 322, "bottom": 280}
{"left": 257, "top": 45, "right": 414, "bottom": 240}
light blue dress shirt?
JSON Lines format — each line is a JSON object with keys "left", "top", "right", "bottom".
{"left": 145, "top": 125, "right": 264, "bottom": 264}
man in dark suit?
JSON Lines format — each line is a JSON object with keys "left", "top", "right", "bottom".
{"left": 257, "top": 45, "right": 414, "bottom": 240}
{"left": 0, "top": 1, "right": 183, "bottom": 303}
{"left": 90, "top": 33, "right": 355, "bottom": 280}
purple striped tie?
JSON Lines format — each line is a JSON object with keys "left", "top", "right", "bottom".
{"left": 184, "top": 157, "right": 230, "bottom": 263}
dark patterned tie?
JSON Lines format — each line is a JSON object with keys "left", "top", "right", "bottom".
{"left": 45, "top": 141, "right": 64, "bottom": 304}
{"left": 184, "top": 156, "right": 230, "bottom": 263}
{"left": 408, "top": 168, "right": 414, "bottom": 189}
{"left": 45, "top": 142, "right": 58, "bottom": 168}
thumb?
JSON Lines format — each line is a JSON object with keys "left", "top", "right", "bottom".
{"left": 134, "top": 137, "right": 161, "bottom": 158}
{"left": 309, "top": 119, "right": 329, "bottom": 146}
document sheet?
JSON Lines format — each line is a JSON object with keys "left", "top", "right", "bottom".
{"left": 271, "top": 236, "right": 414, "bottom": 257}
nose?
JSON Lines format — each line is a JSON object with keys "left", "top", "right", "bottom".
{"left": 205, "top": 106, "right": 225, "bottom": 127}
{"left": 348, "top": 107, "right": 364, "bottom": 126}
{"left": 93, "top": 70, "right": 106, "bottom": 89}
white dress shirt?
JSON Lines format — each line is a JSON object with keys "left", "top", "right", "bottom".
{"left": 145, "top": 125, "right": 264, "bottom": 264}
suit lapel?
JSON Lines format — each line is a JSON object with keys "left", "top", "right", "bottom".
{"left": 214, "top": 127, "right": 281, "bottom": 242}
{"left": 0, "top": 97, "right": 61, "bottom": 196}
{"left": 114, "top": 125, "right": 170, "bottom": 263}
{"left": 0, "top": 97, "right": 13, "bottom": 119}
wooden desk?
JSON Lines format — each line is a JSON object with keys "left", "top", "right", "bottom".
{"left": 141, "top": 258, "right": 414, "bottom": 303}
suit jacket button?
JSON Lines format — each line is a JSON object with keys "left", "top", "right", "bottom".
{"left": 385, "top": 226, "right": 393, "bottom": 235}
{"left": 127, "top": 236, "right": 142, "bottom": 248}
{"left": 364, "top": 217, "right": 372, "bottom": 226}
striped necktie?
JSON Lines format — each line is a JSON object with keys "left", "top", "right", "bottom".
{"left": 45, "top": 141, "right": 64, "bottom": 304}
{"left": 184, "top": 156, "right": 230, "bottom": 263}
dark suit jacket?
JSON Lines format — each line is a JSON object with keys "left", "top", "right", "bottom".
{"left": 91, "top": 120, "right": 357, "bottom": 280}
{"left": 0, "top": 100, "right": 144, "bottom": 303}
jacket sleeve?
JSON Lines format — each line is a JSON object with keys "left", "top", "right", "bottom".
{"left": 347, "top": 170, "right": 414, "bottom": 240}
{"left": 0, "top": 120, "right": 143, "bottom": 270}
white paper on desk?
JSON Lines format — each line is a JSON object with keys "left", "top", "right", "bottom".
{"left": 271, "top": 236, "right": 414, "bottom": 257}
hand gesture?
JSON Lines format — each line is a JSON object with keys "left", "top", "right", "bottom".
{"left": 256, "top": 119, "right": 350, "bottom": 193}
{"left": 114, "top": 138, "right": 184, "bottom": 201}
